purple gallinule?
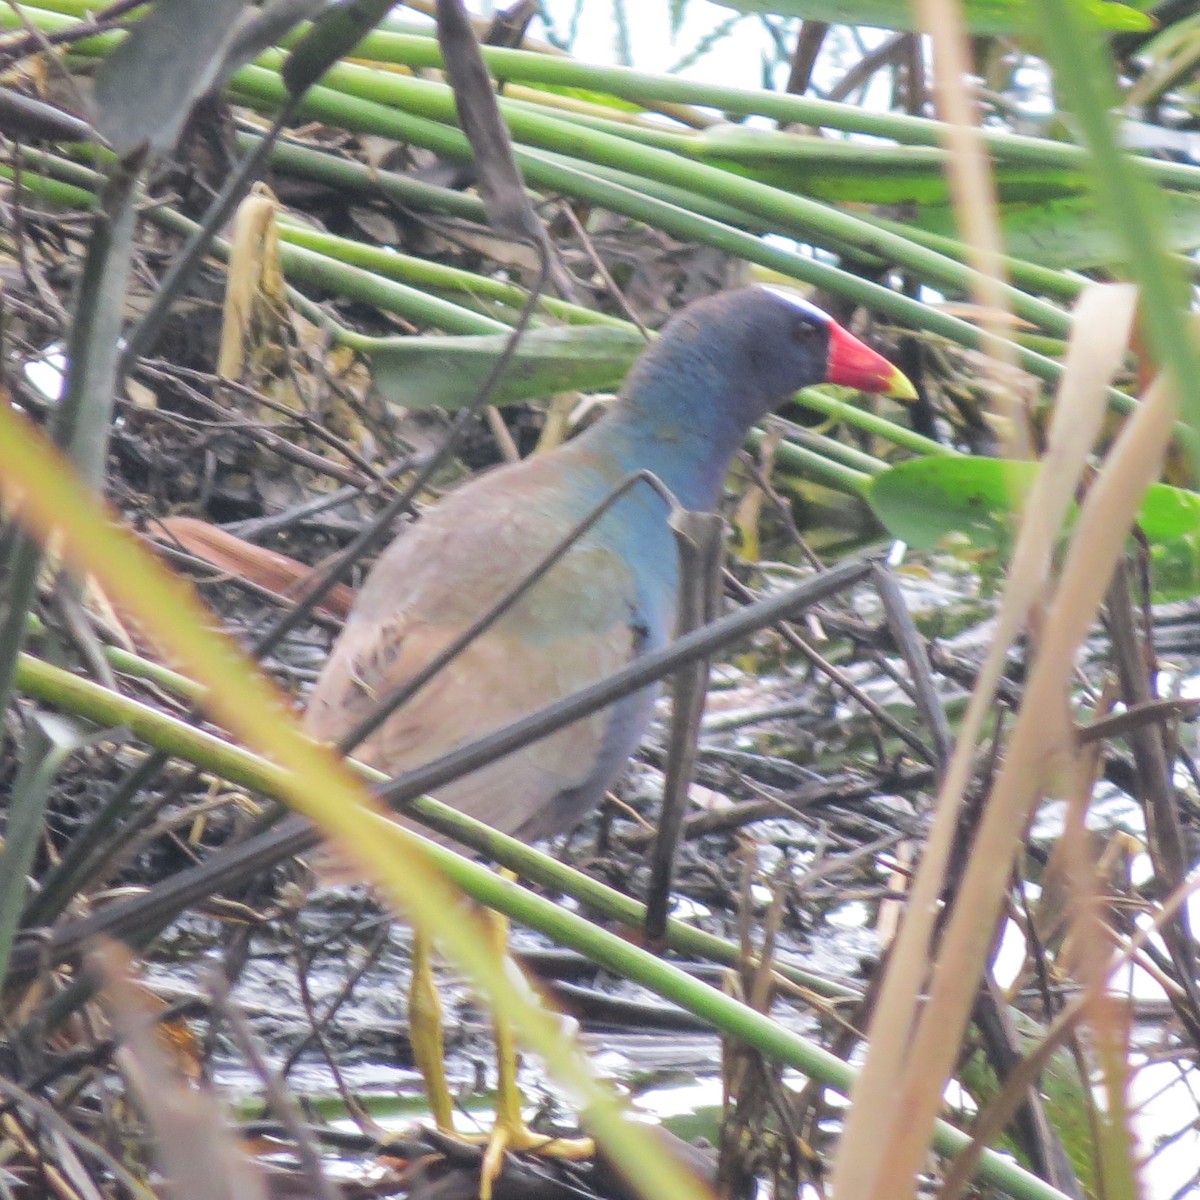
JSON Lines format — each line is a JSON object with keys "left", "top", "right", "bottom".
{"left": 302, "top": 285, "right": 915, "bottom": 1186}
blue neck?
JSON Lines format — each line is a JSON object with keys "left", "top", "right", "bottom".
{"left": 572, "top": 341, "right": 765, "bottom": 513}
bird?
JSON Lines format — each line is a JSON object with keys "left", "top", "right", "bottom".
{"left": 297, "top": 285, "right": 915, "bottom": 1191}
{"left": 304, "top": 285, "right": 916, "bottom": 845}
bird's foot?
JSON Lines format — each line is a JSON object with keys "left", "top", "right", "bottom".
{"left": 476, "top": 1119, "right": 594, "bottom": 1200}
{"left": 421, "top": 1118, "right": 593, "bottom": 1200}
{"left": 411, "top": 888, "right": 594, "bottom": 1198}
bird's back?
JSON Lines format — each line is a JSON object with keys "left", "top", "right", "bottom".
{"left": 304, "top": 447, "right": 676, "bottom": 845}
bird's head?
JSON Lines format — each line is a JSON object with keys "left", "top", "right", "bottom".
{"left": 676, "top": 285, "right": 918, "bottom": 418}
{"left": 598, "top": 285, "right": 918, "bottom": 510}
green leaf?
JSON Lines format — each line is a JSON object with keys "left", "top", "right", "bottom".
{"left": 1140, "top": 478, "right": 1200, "bottom": 538}
{"left": 869, "top": 457, "right": 1035, "bottom": 549}
{"left": 915, "top": 191, "right": 1200, "bottom": 269}
{"left": 871, "top": 457, "right": 1200, "bottom": 600}
{"left": 709, "top": 0, "right": 1153, "bottom": 34}
{"left": 1150, "top": 533, "right": 1200, "bottom": 601}
{"left": 868, "top": 456, "right": 1200, "bottom": 548}
{"left": 360, "top": 325, "right": 647, "bottom": 409}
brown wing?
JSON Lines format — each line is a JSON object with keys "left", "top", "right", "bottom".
{"left": 304, "top": 612, "right": 635, "bottom": 841}
{"left": 303, "top": 456, "right": 645, "bottom": 843}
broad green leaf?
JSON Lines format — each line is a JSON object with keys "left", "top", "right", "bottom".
{"left": 710, "top": 0, "right": 1153, "bottom": 34}
{"left": 916, "top": 192, "right": 1200, "bottom": 269}
{"left": 869, "top": 457, "right": 1200, "bottom": 548}
{"left": 1150, "top": 533, "right": 1200, "bottom": 601}
{"left": 869, "top": 457, "right": 1037, "bottom": 549}
{"left": 360, "top": 325, "right": 647, "bottom": 409}
{"left": 1141, "top": 477, "right": 1200, "bottom": 537}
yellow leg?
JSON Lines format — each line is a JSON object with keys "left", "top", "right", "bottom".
{"left": 408, "top": 928, "right": 456, "bottom": 1133}
{"left": 478, "top": 877, "right": 593, "bottom": 1200}
{"left": 407, "top": 879, "right": 593, "bottom": 1200}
